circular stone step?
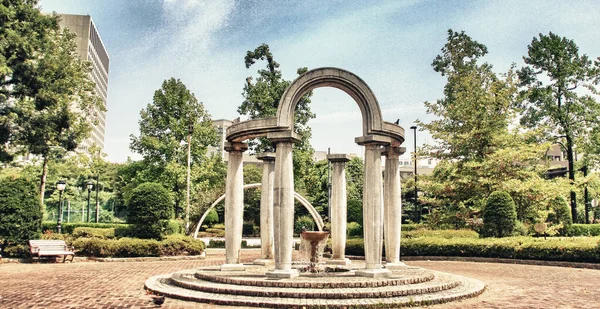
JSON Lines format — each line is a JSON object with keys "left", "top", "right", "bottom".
{"left": 193, "top": 265, "right": 435, "bottom": 288}
{"left": 170, "top": 271, "right": 460, "bottom": 299}
{"left": 145, "top": 265, "right": 486, "bottom": 308}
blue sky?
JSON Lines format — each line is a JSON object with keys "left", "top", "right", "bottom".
{"left": 39, "top": 0, "right": 600, "bottom": 163}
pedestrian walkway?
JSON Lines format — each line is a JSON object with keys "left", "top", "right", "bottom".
{"left": 1, "top": 249, "right": 599, "bottom": 308}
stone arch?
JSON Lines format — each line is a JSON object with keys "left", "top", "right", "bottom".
{"left": 276, "top": 67, "right": 385, "bottom": 137}
{"left": 193, "top": 183, "right": 324, "bottom": 239}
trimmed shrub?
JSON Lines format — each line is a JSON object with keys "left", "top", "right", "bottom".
{"left": 72, "top": 235, "right": 205, "bottom": 257}
{"left": 72, "top": 227, "right": 115, "bottom": 239}
{"left": 127, "top": 182, "right": 173, "bottom": 239}
{"left": 0, "top": 177, "right": 42, "bottom": 248}
{"left": 481, "top": 191, "right": 517, "bottom": 237}
{"left": 204, "top": 209, "right": 219, "bottom": 227}
{"left": 294, "top": 215, "right": 315, "bottom": 234}
{"left": 547, "top": 196, "right": 572, "bottom": 235}
{"left": 347, "top": 222, "right": 363, "bottom": 237}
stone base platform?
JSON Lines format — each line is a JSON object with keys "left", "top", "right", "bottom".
{"left": 145, "top": 263, "right": 485, "bottom": 308}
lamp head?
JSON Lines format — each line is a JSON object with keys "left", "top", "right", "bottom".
{"left": 56, "top": 180, "right": 67, "bottom": 191}
{"left": 410, "top": 126, "right": 417, "bottom": 130}
{"left": 86, "top": 180, "right": 94, "bottom": 190}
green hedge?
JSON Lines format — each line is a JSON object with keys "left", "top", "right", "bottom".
{"left": 72, "top": 234, "right": 205, "bottom": 257}
{"left": 567, "top": 224, "right": 600, "bottom": 237}
{"left": 42, "top": 222, "right": 128, "bottom": 234}
{"left": 72, "top": 227, "right": 116, "bottom": 239}
{"left": 207, "top": 239, "right": 251, "bottom": 248}
{"left": 345, "top": 236, "right": 600, "bottom": 263}
{"left": 402, "top": 229, "right": 479, "bottom": 239}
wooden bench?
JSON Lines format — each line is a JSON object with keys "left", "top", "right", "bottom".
{"left": 29, "top": 240, "right": 75, "bottom": 263}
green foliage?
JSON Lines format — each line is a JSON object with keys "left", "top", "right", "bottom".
{"left": 347, "top": 198, "right": 363, "bottom": 224}
{"left": 207, "top": 239, "right": 249, "bottom": 249}
{"left": 346, "top": 222, "right": 362, "bottom": 237}
{"left": 72, "top": 235, "right": 204, "bottom": 257}
{"left": 482, "top": 191, "right": 517, "bottom": 237}
{"left": 204, "top": 209, "right": 219, "bottom": 227}
{"left": 0, "top": 177, "right": 41, "bottom": 247}
{"left": 126, "top": 182, "right": 173, "bottom": 239}
{"left": 130, "top": 78, "right": 218, "bottom": 218}
{"left": 294, "top": 215, "right": 316, "bottom": 234}
{"left": 566, "top": 224, "right": 600, "bottom": 237}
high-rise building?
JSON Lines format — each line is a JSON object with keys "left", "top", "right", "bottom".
{"left": 57, "top": 14, "right": 109, "bottom": 152}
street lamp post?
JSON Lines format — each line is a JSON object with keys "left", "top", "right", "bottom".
{"left": 56, "top": 180, "right": 66, "bottom": 234}
{"left": 410, "top": 125, "right": 419, "bottom": 222}
{"left": 86, "top": 180, "right": 93, "bottom": 222}
{"left": 95, "top": 174, "right": 99, "bottom": 223}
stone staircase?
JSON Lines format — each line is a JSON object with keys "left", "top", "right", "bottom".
{"left": 145, "top": 264, "right": 485, "bottom": 308}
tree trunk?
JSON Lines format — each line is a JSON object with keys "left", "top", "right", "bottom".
{"left": 39, "top": 156, "right": 48, "bottom": 215}
{"left": 566, "top": 136, "right": 577, "bottom": 223}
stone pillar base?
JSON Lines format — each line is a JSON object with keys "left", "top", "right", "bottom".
{"left": 253, "top": 259, "right": 275, "bottom": 266}
{"left": 326, "top": 258, "right": 351, "bottom": 266}
{"left": 220, "top": 264, "right": 246, "bottom": 271}
{"left": 355, "top": 268, "right": 391, "bottom": 278}
{"left": 265, "top": 269, "right": 299, "bottom": 279}
{"left": 385, "top": 262, "right": 408, "bottom": 270}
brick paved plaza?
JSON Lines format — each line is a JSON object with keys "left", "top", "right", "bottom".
{"left": 1, "top": 249, "right": 599, "bottom": 309}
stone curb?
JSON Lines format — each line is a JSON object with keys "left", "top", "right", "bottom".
{"left": 1, "top": 254, "right": 206, "bottom": 264}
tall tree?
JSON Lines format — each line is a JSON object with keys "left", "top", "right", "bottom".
{"left": 417, "top": 30, "right": 536, "bottom": 222}
{"left": 130, "top": 78, "right": 218, "bottom": 218}
{"left": 3, "top": 6, "right": 102, "bottom": 210}
{"left": 419, "top": 30, "right": 517, "bottom": 162}
{"left": 518, "top": 32, "right": 600, "bottom": 222}
{"left": 238, "top": 44, "right": 316, "bottom": 183}
{"left": 0, "top": 0, "right": 58, "bottom": 162}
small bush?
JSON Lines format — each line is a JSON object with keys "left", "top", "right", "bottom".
{"left": 72, "top": 227, "right": 115, "bottom": 239}
{"left": 347, "top": 222, "right": 363, "bottom": 237}
{"left": 481, "top": 191, "right": 517, "bottom": 237}
{"left": 0, "top": 177, "right": 42, "bottom": 247}
{"left": 294, "top": 215, "right": 315, "bottom": 234}
{"left": 204, "top": 209, "right": 219, "bottom": 227}
{"left": 127, "top": 182, "right": 173, "bottom": 239}
{"left": 203, "top": 228, "right": 225, "bottom": 237}
{"left": 547, "top": 196, "right": 572, "bottom": 235}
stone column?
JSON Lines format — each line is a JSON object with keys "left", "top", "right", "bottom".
{"left": 355, "top": 138, "right": 390, "bottom": 277}
{"left": 382, "top": 146, "right": 407, "bottom": 269}
{"left": 326, "top": 154, "right": 351, "bottom": 266}
{"left": 254, "top": 152, "right": 276, "bottom": 266}
{"left": 266, "top": 132, "right": 300, "bottom": 279}
{"left": 221, "top": 142, "right": 248, "bottom": 271}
